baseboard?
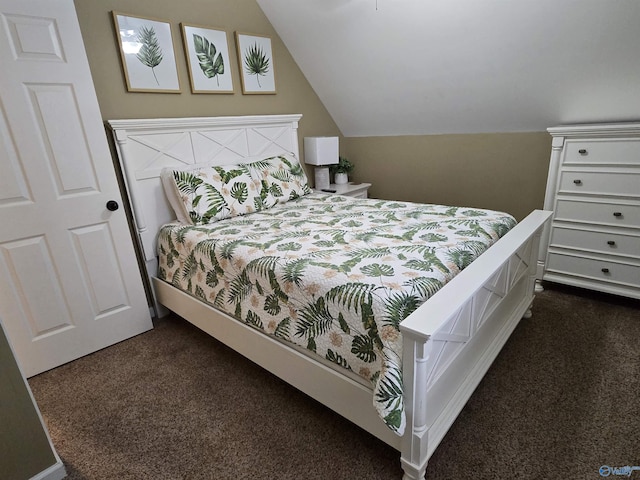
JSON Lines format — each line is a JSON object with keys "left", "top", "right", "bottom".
{"left": 30, "top": 461, "right": 66, "bottom": 480}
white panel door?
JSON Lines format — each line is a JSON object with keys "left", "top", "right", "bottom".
{"left": 0, "top": 0, "right": 153, "bottom": 377}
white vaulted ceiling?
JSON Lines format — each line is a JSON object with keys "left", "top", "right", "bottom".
{"left": 257, "top": 0, "right": 640, "bottom": 136}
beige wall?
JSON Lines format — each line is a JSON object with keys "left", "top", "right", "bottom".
{"left": 0, "top": 322, "right": 58, "bottom": 480}
{"left": 73, "top": 0, "right": 341, "bottom": 147}
{"left": 74, "top": 0, "right": 551, "bottom": 222}
{"left": 344, "top": 132, "right": 551, "bottom": 221}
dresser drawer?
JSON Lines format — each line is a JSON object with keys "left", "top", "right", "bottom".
{"left": 555, "top": 199, "right": 640, "bottom": 228}
{"left": 549, "top": 227, "right": 640, "bottom": 258}
{"left": 546, "top": 253, "right": 640, "bottom": 287}
{"left": 558, "top": 171, "right": 640, "bottom": 198}
{"left": 564, "top": 139, "right": 640, "bottom": 166}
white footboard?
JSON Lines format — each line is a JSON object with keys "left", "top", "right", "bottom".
{"left": 399, "top": 209, "right": 551, "bottom": 480}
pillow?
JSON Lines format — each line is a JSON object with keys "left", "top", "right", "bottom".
{"left": 168, "top": 163, "right": 276, "bottom": 224}
{"left": 161, "top": 167, "right": 194, "bottom": 224}
{"left": 247, "top": 152, "right": 311, "bottom": 204}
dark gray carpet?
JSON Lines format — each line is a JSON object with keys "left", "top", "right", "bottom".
{"left": 29, "top": 283, "right": 640, "bottom": 480}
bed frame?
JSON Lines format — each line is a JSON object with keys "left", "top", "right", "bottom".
{"left": 108, "top": 114, "right": 552, "bottom": 480}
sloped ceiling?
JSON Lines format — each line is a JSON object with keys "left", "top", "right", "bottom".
{"left": 257, "top": 0, "right": 640, "bottom": 136}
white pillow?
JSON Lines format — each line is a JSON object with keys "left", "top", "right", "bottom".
{"left": 161, "top": 167, "right": 192, "bottom": 224}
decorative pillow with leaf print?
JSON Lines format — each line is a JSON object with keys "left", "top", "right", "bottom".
{"left": 246, "top": 153, "right": 311, "bottom": 204}
{"left": 170, "top": 164, "right": 276, "bottom": 224}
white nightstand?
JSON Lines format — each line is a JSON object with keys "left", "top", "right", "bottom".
{"left": 315, "top": 182, "right": 372, "bottom": 199}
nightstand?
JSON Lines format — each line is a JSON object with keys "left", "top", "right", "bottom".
{"left": 315, "top": 182, "right": 372, "bottom": 199}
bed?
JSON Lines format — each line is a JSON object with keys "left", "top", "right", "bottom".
{"left": 108, "top": 114, "right": 552, "bottom": 480}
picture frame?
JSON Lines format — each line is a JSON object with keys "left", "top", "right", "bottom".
{"left": 234, "top": 32, "right": 276, "bottom": 95}
{"left": 181, "top": 23, "right": 234, "bottom": 94}
{"left": 112, "top": 12, "right": 181, "bottom": 93}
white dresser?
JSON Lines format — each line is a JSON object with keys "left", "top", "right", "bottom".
{"left": 540, "top": 123, "right": 640, "bottom": 299}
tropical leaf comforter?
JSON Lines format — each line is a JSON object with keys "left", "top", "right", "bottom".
{"left": 157, "top": 193, "right": 517, "bottom": 435}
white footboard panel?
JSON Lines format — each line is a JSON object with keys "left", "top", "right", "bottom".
{"left": 399, "top": 209, "right": 551, "bottom": 479}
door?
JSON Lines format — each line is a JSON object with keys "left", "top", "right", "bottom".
{"left": 0, "top": 0, "right": 153, "bottom": 377}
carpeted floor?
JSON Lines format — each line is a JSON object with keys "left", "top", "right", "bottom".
{"left": 28, "top": 283, "right": 640, "bottom": 480}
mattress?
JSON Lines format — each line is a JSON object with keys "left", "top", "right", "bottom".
{"left": 157, "top": 193, "right": 516, "bottom": 434}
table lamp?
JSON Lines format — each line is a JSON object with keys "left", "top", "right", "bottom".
{"left": 304, "top": 136, "right": 339, "bottom": 190}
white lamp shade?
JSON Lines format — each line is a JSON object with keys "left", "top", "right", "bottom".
{"left": 304, "top": 136, "right": 339, "bottom": 166}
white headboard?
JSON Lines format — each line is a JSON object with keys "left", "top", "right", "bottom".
{"left": 107, "top": 114, "right": 303, "bottom": 287}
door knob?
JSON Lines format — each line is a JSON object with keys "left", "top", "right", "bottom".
{"left": 106, "top": 200, "right": 119, "bottom": 211}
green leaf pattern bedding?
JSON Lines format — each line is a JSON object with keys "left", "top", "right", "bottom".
{"left": 157, "top": 193, "right": 516, "bottom": 435}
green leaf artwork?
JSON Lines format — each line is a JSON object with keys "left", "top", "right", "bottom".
{"left": 136, "top": 25, "right": 164, "bottom": 85}
{"left": 193, "top": 34, "right": 224, "bottom": 86}
{"left": 243, "top": 42, "right": 269, "bottom": 87}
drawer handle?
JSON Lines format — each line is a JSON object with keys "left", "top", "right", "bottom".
{"left": 573, "top": 179, "right": 582, "bottom": 185}
{"left": 607, "top": 240, "right": 616, "bottom": 246}
{"left": 578, "top": 149, "right": 588, "bottom": 154}
{"left": 613, "top": 212, "right": 623, "bottom": 217}
{"left": 601, "top": 268, "right": 610, "bottom": 274}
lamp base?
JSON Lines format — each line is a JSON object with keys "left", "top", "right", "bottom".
{"left": 314, "top": 167, "right": 330, "bottom": 190}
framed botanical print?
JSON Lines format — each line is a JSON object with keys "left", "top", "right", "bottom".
{"left": 112, "top": 12, "right": 181, "bottom": 93}
{"left": 181, "top": 23, "right": 234, "bottom": 94}
{"left": 234, "top": 32, "right": 276, "bottom": 95}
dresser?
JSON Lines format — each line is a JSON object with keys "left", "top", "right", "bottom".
{"left": 539, "top": 123, "right": 640, "bottom": 299}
